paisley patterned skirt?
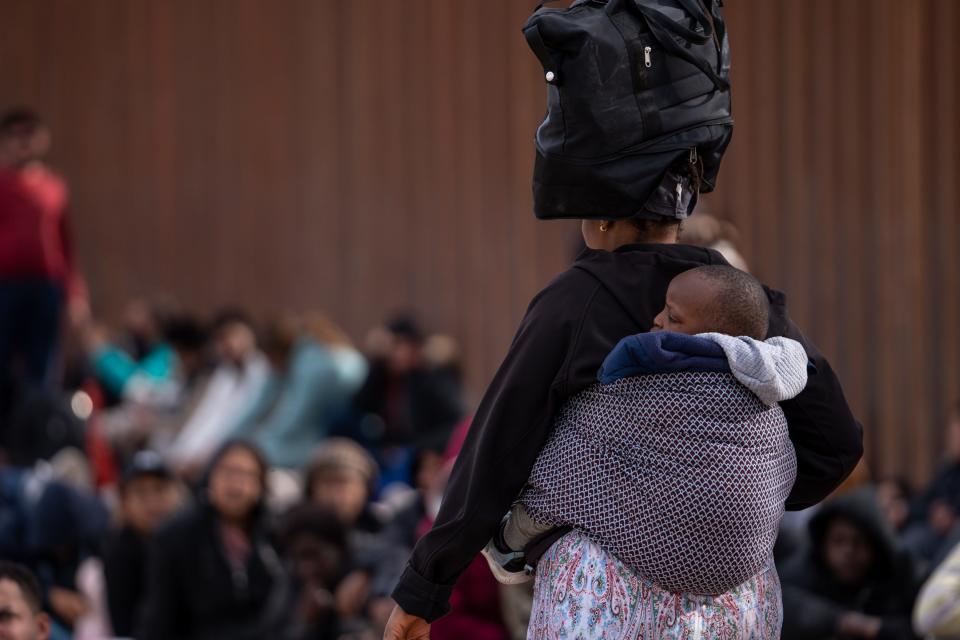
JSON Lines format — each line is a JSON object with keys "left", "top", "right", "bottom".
{"left": 527, "top": 531, "right": 782, "bottom": 640}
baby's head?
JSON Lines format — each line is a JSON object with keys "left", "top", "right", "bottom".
{"left": 652, "top": 265, "right": 769, "bottom": 339}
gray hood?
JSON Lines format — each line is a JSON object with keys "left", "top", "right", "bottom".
{"left": 698, "top": 333, "right": 808, "bottom": 405}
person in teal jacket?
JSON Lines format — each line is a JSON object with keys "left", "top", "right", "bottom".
{"left": 83, "top": 299, "right": 182, "bottom": 406}
{"left": 233, "top": 317, "right": 367, "bottom": 470}
{"left": 89, "top": 342, "right": 175, "bottom": 400}
{"left": 81, "top": 299, "right": 187, "bottom": 407}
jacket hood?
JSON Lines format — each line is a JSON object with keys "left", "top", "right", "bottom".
{"left": 598, "top": 331, "right": 729, "bottom": 384}
{"left": 698, "top": 333, "right": 808, "bottom": 405}
{"left": 598, "top": 331, "right": 808, "bottom": 406}
{"left": 572, "top": 243, "right": 730, "bottom": 331}
{"left": 808, "top": 488, "right": 901, "bottom": 577}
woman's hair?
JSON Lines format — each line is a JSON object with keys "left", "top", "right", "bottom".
{"left": 203, "top": 439, "right": 269, "bottom": 483}
{"left": 211, "top": 307, "right": 255, "bottom": 334}
{"left": 259, "top": 315, "right": 300, "bottom": 360}
{"left": 304, "top": 310, "right": 354, "bottom": 348}
{"left": 627, "top": 217, "right": 684, "bottom": 243}
{"left": 0, "top": 107, "right": 42, "bottom": 136}
{"left": 163, "top": 315, "right": 209, "bottom": 352}
{"left": 625, "top": 157, "right": 703, "bottom": 241}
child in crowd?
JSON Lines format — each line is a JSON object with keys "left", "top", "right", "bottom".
{"left": 278, "top": 504, "right": 350, "bottom": 640}
{"left": 484, "top": 265, "right": 808, "bottom": 595}
{"left": 102, "top": 451, "right": 181, "bottom": 638}
{"left": 302, "top": 439, "right": 386, "bottom": 636}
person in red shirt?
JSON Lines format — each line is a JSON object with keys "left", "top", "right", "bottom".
{"left": 0, "top": 108, "right": 87, "bottom": 398}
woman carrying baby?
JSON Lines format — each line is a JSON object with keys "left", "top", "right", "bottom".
{"left": 385, "top": 200, "right": 862, "bottom": 639}
{"left": 384, "top": 1, "right": 862, "bottom": 637}
{"left": 502, "top": 265, "right": 808, "bottom": 637}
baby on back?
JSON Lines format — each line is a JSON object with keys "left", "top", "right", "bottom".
{"left": 484, "top": 265, "right": 807, "bottom": 594}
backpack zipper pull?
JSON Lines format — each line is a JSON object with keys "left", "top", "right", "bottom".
{"left": 644, "top": 46, "right": 652, "bottom": 68}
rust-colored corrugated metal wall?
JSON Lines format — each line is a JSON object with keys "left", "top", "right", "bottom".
{"left": 714, "top": 0, "right": 960, "bottom": 486}
{"left": 1, "top": 0, "right": 957, "bottom": 486}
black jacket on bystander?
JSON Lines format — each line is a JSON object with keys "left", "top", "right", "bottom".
{"left": 137, "top": 500, "right": 286, "bottom": 640}
{"left": 102, "top": 526, "right": 148, "bottom": 638}
{"left": 781, "top": 490, "right": 920, "bottom": 640}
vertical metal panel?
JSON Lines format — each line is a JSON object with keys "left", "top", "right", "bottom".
{"left": 0, "top": 0, "right": 956, "bottom": 485}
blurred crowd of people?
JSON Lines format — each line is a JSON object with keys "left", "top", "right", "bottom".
{"left": 0, "top": 106, "right": 519, "bottom": 640}
{"left": 0, "top": 293, "right": 503, "bottom": 640}
{"left": 3, "top": 108, "right": 960, "bottom": 640}
{"left": 773, "top": 404, "right": 960, "bottom": 639}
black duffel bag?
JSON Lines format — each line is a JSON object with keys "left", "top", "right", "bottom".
{"left": 523, "top": 0, "right": 733, "bottom": 221}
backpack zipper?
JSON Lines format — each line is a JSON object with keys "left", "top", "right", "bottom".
{"left": 644, "top": 46, "right": 652, "bottom": 68}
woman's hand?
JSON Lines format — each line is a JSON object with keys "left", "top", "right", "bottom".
{"left": 382, "top": 605, "right": 430, "bottom": 640}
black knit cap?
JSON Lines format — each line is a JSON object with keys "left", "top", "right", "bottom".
{"left": 524, "top": 0, "right": 733, "bottom": 221}
{"left": 121, "top": 450, "right": 173, "bottom": 489}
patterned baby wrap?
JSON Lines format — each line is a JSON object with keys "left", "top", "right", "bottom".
{"left": 520, "top": 369, "right": 797, "bottom": 595}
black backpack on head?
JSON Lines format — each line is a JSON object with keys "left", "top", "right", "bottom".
{"left": 524, "top": 0, "right": 733, "bottom": 221}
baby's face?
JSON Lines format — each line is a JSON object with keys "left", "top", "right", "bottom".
{"left": 651, "top": 272, "right": 717, "bottom": 335}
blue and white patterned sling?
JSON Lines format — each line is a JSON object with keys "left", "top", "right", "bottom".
{"left": 522, "top": 332, "right": 809, "bottom": 639}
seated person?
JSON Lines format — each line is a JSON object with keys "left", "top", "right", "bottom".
{"left": 277, "top": 504, "right": 349, "bottom": 640}
{"left": 102, "top": 451, "right": 182, "bottom": 638}
{"left": 352, "top": 317, "right": 464, "bottom": 471}
{"left": 164, "top": 311, "right": 270, "bottom": 474}
{"left": 0, "top": 467, "right": 109, "bottom": 635}
{"left": 99, "top": 316, "right": 210, "bottom": 461}
{"left": 0, "top": 562, "right": 51, "bottom": 640}
{"left": 83, "top": 299, "right": 179, "bottom": 406}
{"left": 233, "top": 315, "right": 367, "bottom": 470}
{"left": 780, "top": 489, "right": 919, "bottom": 640}
{"left": 485, "top": 265, "right": 808, "bottom": 596}
{"left": 302, "top": 438, "right": 386, "bottom": 634}
{"left": 902, "top": 403, "right": 960, "bottom": 568}
{"left": 369, "top": 433, "right": 510, "bottom": 640}
{"left": 876, "top": 477, "right": 913, "bottom": 535}
{"left": 138, "top": 441, "right": 285, "bottom": 640}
